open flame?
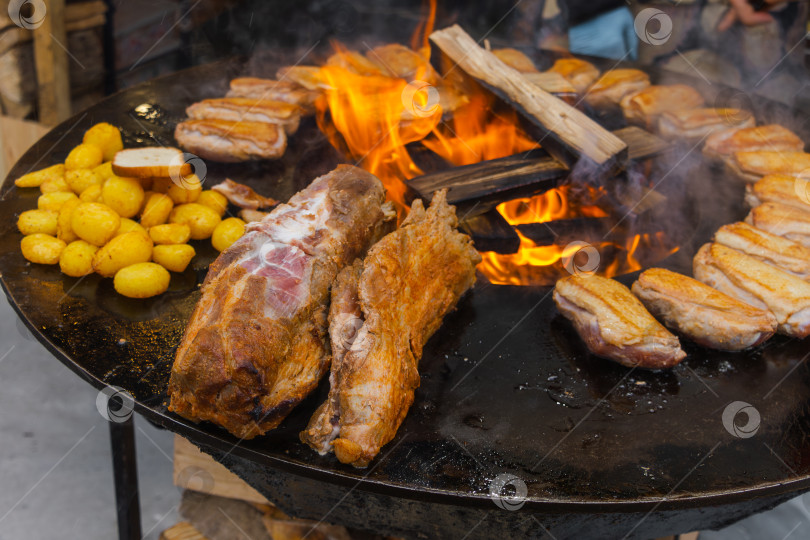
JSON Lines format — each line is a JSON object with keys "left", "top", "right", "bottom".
{"left": 478, "top": 187, "right": 676, "bottom": 286}
{"left": 313, "top": 1, "right": 677, "bottom": 285}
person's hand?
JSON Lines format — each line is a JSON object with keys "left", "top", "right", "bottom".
{"left": 717, "top": 0, "right": 783, "bottom": 32}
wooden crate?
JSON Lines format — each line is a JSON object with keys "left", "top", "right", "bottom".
{"left": 0, "top": 0, "right": 107, "bottom": 120}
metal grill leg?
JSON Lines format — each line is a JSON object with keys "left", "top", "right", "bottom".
{"left": 109, "top": 417, "right": 142, "bottom": 540}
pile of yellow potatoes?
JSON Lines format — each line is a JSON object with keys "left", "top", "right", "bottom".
{"left": 15, "top": 122, "right": 247, "bottom": 298}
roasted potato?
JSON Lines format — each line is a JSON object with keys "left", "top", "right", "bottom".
{"left": 56, "top": 199, "right": 82, "bottom": 243}
{"left": 211, "top": 217, "right": 246, "bottom": 252}
{"left": 38, "top": 191, "right": 78, "bottom": 212}
{"left": 70, "top": 202, "right": 121, "bottom": 246}
{"left": 83, "top": 122, "right": 124, "bottom": 161}
{"left": 18, "top": 209, "right": 58, "bottom": 236}
{"left": 93, "top": 161, "right": 115, "bottom": 181}
{"left": 102, "top": 176, "right": 145, "bottom": 218}
{"left": 39, "top": 176, "right": 72, "bottom": 193}
{"left": 92, "top": 231, "right": 153, "bottom": 277}
{"left": 65, "top": 143, "right": 104, "bottom": 171}
{"left": 140, "top": 193, "right": 174, "bottom": 228}
{"left": 15, "top": 163, "right": 64, "bottom": 188}
{"left": 197, "top": 190, "right": 228, "bottom": 217}
{"left": 113, "top": 262, "right": 170, "bottom": 298}
{"left": 59, "top": 240, "right": 99, "bottom": 277}
{"left": 167, "top": 174, "right": 203, "bottom": 204}
{"left": 169, "top": 203, "right": 221, "bottom": 240}
{"left": 21, "top": 234, "right": 66, "bottom": 265}
{"left": 79, "top": 184, "right": 103, "bottom": 203}
{"left": 65, "top": 169, "right": 103, "bottom": 194}
{"left": 148, "top": 223, "right": 190, "bottom": 245}
{"left": 115, "top": 218, "right": 148, "bottom": 237}
{"left": 152, "top": 244, "right": 195, "bottom": 273}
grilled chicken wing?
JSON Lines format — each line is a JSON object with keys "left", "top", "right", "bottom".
{"left": 728, "top": 151, "right": 810, "bottom": 183}
{"left": 168, "top": 165, "right": 396, "bottom": 439}
{"left": 186, "top": 98, "right": 302, "bottom": 134}
{"left": 547, "top": 58, "right": 599, "bottom": 93}
{"left": 703, "top": 124, "right": 804, "bottom": 161}
{"left": 227, "top": 77, "right": 321, "bottom": 113}
{"left": 620, "top": 85, "right": 705, "bottom": 128}
{"left": 584, "top": 68, "right": 650, "bottom": 108}
{"left": 553, "top": 274, "right": 686, "bottom": 369}
{"left": 745, "top": 174, "right": 810, "bottom": 211}
{"left": 658, "top": 108, "right": 754, "bottom": 140}
{"left": 493, "top": 48, "right": 539, "bottom": 73}
{"left": 174, "top": 119, "right": 286, "bottom": 163}
{"left": 301, "top": 190, "right": 480, "bottom": 467}
{"left": 693, "top": 243, "right": 810, "bottom": 338}
{"left": 632, "top": 268, "right": 776, "bottom": 351}
{"left": 715, "top": 222, "right": 810, "bottom": 280}
{"left": 745, "top": 202, "right": 810, "bottom": 248}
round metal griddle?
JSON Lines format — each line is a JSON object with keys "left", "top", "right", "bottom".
{"left": 2, "top": 58, "right": 810, "bottom": 539}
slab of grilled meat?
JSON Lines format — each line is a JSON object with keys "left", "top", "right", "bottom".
{"left": 744, "top": 174, "right": 810, "bottom": 211}
{"left": 174, "top": 119, "right": 286, "bottom": 163}
{"left": 168, "top": 165, "right": 395, "bottom": 439}
{"left": 693, "top": 243, "right": 810, "bottom": 338}
{"left": 703, "top": 124, "right": 804, "bottom": 161}
{"left": 300, "top": 190, "right": 480, "bottom": 467}
{"left": 632, "top": 268, "right": 776, "bottom": 351}
{"left": 714, "top": 222, "right": 810, "bottom": 280}
{"left": 554, "top": 274, "right": 686, "bottom": 369}
{"left": 186, "top": 98, "right": 302, "bottom": 134}
{"left": 746, "top": 202, "right": 810, "bottom": 248}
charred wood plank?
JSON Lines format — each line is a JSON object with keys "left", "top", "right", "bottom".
{"left": 516, "top": 217, "right": 616, "bottom": 246}
{"left": 614, "top": 126, "right": 670, "bottom": 160}
{"left": 460, "top": 210, "right": 520, "bottom": 254}
{"left": 430, "top": 25, "right": 628, "bottom": 171}
{"left": 407, "top": 148, "right": 567, "bottom": 214}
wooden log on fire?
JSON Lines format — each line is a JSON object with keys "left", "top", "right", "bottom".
{"left": 459, "top": 210, "right": 521, "bottom": 254}
{"left": 407, "top": 148, "right": 568, "bottom": 218}
{"left": 429, "top": 25, "right": 628, "bottom": 170}
{"left": 406, "top": 126, "right": 669, "bottom": 218}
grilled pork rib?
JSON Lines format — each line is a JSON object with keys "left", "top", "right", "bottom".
{"left": 632, "top": 268, "right": 776, "bottom": 351}
{"left": 168, "top": 165, "right": 395, "bottom": 439}
{"left": 554, "top": 274, "right": 686, "bottom": 369}
{"left": 301, "top": 191, "right": 481, "bottom": 467}
{"left": 693, "top": 243, "right": 810, "bottom": 338}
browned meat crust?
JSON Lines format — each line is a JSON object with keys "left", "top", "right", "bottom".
{"left": 553, "top": 274, "right": 686, "bottom": 369}
{"left": 226, "top": 77, "right": 321, "bottom": 114}
{"left": 168, "top": 165, "right": 395, "bottom": 439}
{"left": 186, "top": 98, "right": 302, "bottom": 134}
{"left": 632, "top": 268, "right": 776, "bottom": 351}
{"left": 174, "top": 119, "right": 287, "bottom": 163}
{"left": 300, "top": 190, "right": 481, "bottom": 467}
